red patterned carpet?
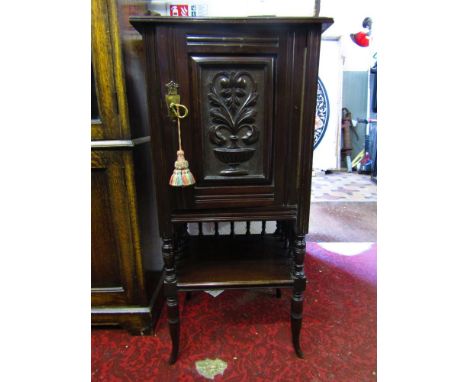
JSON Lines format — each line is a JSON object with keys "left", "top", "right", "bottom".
{"left": 92, "top": 242, "right": 376, "bottom": 381}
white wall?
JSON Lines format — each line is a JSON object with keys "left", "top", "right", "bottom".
{"left": 151, "top": 0, "right": 317, "bottom": 16}
{"left": 321, "top": 0, "right": 375, "bottom": 71}
{"left": 313, "top": 37, "right": 343, "bottom": 170}
{"left": 204, "top": 0, "right": 317, "bottom": 17}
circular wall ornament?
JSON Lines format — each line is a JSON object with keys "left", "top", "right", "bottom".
{"left": 314, "top": 77, "right": 330, "bottom": 149}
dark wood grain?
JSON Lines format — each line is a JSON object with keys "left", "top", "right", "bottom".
{"left": 297, "top": 27, "right": 323, "bottom": 234}
{"left": 130, "top": 16, "right": 333, "bottom": 31}
{"left": 171, "top": 207, "right": 297, "bottom": 222}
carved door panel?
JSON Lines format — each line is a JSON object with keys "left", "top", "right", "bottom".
{"left": 191, "top": 57, "right": 273, "bottom": 181}
{"left": 163, "top": 27, "right": 292, "bottom": 209}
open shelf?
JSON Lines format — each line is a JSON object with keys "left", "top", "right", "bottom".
{"left": 176, "top": 235, "right": 293, "bottom": 290}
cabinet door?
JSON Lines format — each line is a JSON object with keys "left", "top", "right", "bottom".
{"left": 91, "top": 150, "right": 142, "bottom": 306}
{"left": 154, "top": 26, "right": 296, "bottom": 209}
{"left": 91, "top": 0, "right": 128, "bottom": 140}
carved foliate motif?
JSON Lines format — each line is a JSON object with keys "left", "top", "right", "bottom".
{"left": 207, "top": 72, "right": 259, "bottom": 176}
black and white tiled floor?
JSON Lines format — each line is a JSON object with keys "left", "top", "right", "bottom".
{"left": 311, "top": 172, "right": 377, "bottom": 202}
{"left": 309, "top": 172, "right": 377, "bottom": 242}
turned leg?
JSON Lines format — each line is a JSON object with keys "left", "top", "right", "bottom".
{"left": 167, "top": 296, "right": 180, "bottom": 364}
{"left": 291, "top": 234, "right": 307, "bottom": 358}
{"left": 162, "top": 238, "right": 180, "bottom": 364}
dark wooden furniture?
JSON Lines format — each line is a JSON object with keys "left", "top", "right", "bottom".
{"left": 91, "top": 0, "right": 164, "bottom": 335}
{"left": 130, "top": 16, "right": 333, "bottom": 362}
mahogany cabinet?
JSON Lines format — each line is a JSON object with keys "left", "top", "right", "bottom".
{"left": 130, "top": 16, "right": 333, "bottom": 362}
{"left": 91, "top": 0, "right": 164, "bottom": 335}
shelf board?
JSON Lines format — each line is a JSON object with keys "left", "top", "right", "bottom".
{"left": 176, "top": 235, "right": 293, "bottom": 290}
{"left": 171, "top": 207, "right": 297, "bottom": 223}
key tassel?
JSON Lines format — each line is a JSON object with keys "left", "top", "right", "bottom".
{"left": 169, "top": 150, "right": 196, "bottom": 186}
{"left": 169, "top": 103, "right": 196, "bottom": 187}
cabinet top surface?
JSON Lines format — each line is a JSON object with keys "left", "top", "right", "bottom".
{"left": 129, "top": 16, "right": 333, "bottom": 32}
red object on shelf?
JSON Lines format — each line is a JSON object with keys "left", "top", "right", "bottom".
{"left": 169, "top": 4, "right": 189, "bottom": 16}
{"left": 350, "top": 31, "right": 370, "bottom": 47}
